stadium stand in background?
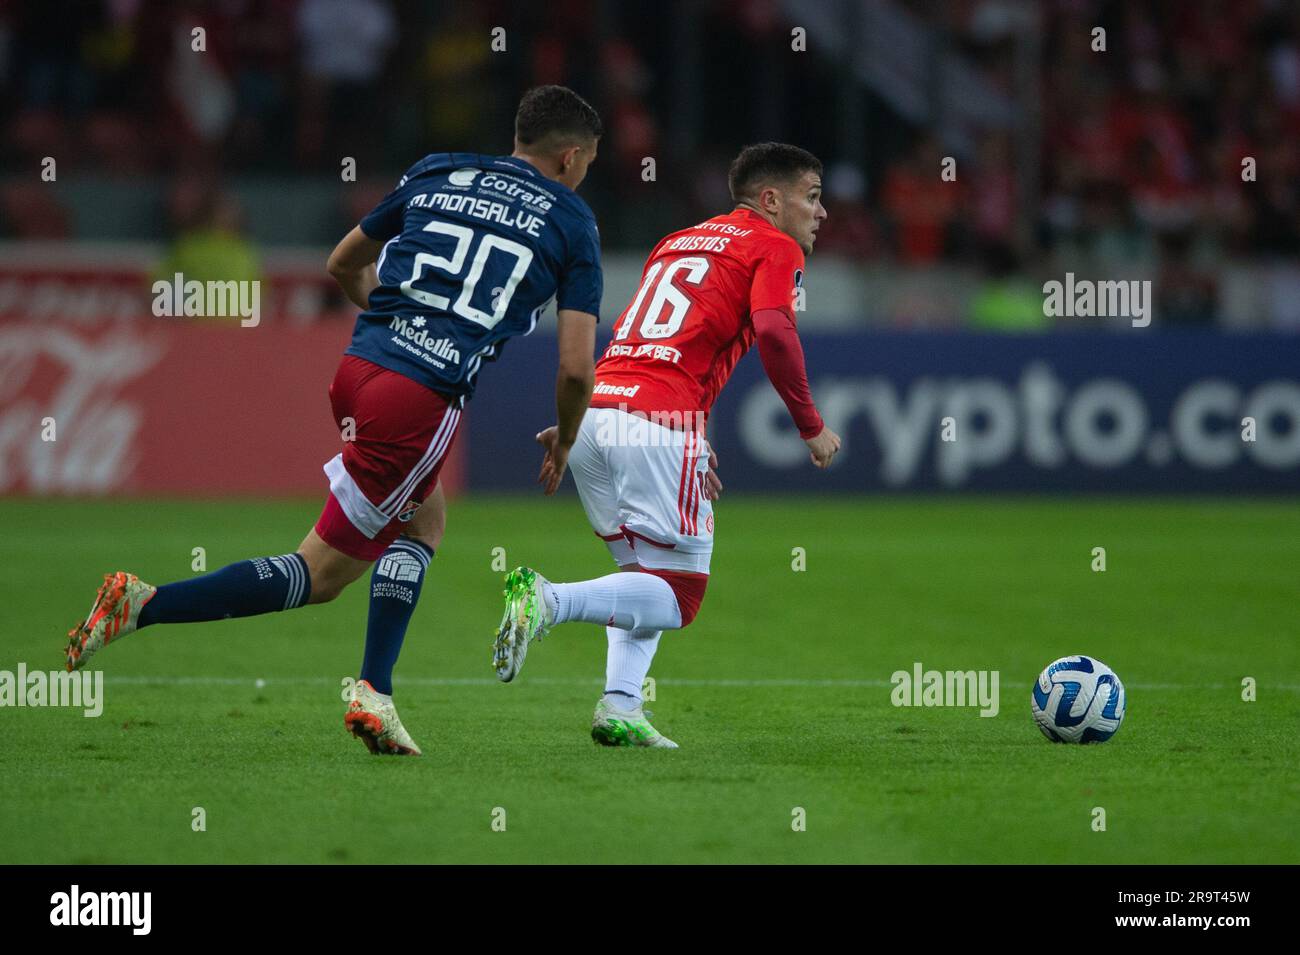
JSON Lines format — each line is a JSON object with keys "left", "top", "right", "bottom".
{"left": 1, "top": 0, "right": 1299, "bottom": 327}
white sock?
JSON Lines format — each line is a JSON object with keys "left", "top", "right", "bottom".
{"left": 604, "top": 627, "right": 662, "bottom": 704}
{"left": 547, "top": 572, "right": 682, "bottom": 631}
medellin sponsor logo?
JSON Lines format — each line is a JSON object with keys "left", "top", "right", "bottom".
{"left": 389, "top": 317, "right": 462, "bottom": 365}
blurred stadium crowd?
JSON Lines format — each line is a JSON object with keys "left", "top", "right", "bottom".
{"left": 1, "top": 0, "right": 1299, "bottom": 328}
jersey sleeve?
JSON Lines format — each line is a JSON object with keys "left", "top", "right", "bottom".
{"left": 557, "top": 216, "right": 603, "bottom": 319}
{"left": 753, "top": 307, "right": 824, "bottom": 439}
{"left": 749, "top": 237, "right": 805, "bottom": 314}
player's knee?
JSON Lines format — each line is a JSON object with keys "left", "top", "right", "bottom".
{"left": 298, "top": 530, "right": 369, "bottom": 605}
{"left": 304, "top": 564, "right": 360, "bottom": 604}
{"left": 643, "top": 569, "right": 708, "bottom": 628}
{"left": 307, "top": 576, "right": 347, "bottom": 604}
{"left": 676, "top": 590, "right": 704, "bottom": 627}
{"left": 402, "top": 528, "right": 440, "bottom": 553}
{"left": 406, "top": 486, "right": 446, "bottom": 551}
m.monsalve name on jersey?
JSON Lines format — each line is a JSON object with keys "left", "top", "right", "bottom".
{"left": 346, "top": 152, "right": 602, "bottom": 404}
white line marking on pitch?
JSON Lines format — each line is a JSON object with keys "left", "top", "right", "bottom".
{"left": 103, "top": 676, "right": 1300, "bottom": 691}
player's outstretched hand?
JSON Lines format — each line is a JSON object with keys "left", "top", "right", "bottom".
{"left": 805, "top": 426, "right": 841, "bottom": 469}
{"left": 703, "top": 446, "right": 723, "bottom": 500}
{"left": 535, "top": 426, "right": 570, "bottom": 495}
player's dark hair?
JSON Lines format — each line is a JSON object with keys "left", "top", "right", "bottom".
{"left": 728, "top": 143, "right": 823, "bottom": 202}
{"left": 515, "top": 86, "right": 602, "bottom": 149}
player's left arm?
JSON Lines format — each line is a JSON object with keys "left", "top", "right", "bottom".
{"left": 753, "top": 308, "right": 840, "bottom": 467}
{"left": 326, "top": 226, "right": 385, "bottom": 309}
{"left": 750, "top": 240, "right": 840, "bottom": 468}
{"left": 703, "top": 444, "right": 723, "bottom": 500}
{"left": 749, "top": 239, "right": 825, "bottom": 440}
{"left": 535, "top": 211, "right": 604, "bottom": 494}
{"left": 753, "top": 307, "right": 823, "bottom": 438}
{"left": 536, "top": 308, "right": 597, "bottom": 495}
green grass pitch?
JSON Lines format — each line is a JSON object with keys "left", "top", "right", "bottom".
{"left": 1, "top": 495, "right": 1296, "bottom": 864}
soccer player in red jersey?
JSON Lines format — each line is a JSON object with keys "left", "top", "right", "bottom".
{"left": 493, "top": 143, "right": 842, "bottom": 747}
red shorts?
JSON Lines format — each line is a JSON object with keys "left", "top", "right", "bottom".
{"left": 314, "top": 355, "right": 461, "bottom": 561}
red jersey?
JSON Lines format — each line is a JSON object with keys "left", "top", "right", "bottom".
{"left": 590, "top": 207, "right": 806, "bottom": 427}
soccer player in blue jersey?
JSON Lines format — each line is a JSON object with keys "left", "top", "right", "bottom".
{"left": 65, "top": 86, "right": 604, "bottom": 755}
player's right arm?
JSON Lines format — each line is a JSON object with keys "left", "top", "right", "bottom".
{"left": 537, "top": 207, "right": 604, "bottom": 494}
{"left": 331, "top": 168, "right": 413, "bottom": 309}
{"left": 326, "top": 226, "right": 384, "bottom": 309}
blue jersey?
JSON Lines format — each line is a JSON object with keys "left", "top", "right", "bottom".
{"left": 345, "top": 152, "right": 602, "bottom": 402}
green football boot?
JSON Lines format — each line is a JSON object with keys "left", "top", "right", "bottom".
{"left": 492, "top": 566, "right": 552, "bottom": 682}
{"left": 591, "top": 696, "right": 678, "bottom": 749}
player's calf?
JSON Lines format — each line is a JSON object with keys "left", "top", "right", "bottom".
{"left": 358, "top": 535, "right": 434, "bottom": 695}
{"left": 542, "top": 569, "right": 687, "bottom": 631}
{"left": 490, "top": 565, "right": 709, "bottom": 679}
{"left": 63, "top": 546, "right": 321, "bottom": 671}
{"left": 297, "top": 529, "right": 371, "bottom": 604}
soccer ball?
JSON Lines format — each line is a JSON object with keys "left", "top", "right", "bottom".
{"left": 1031, "top": 655, "right": 1126, "bottom": 743}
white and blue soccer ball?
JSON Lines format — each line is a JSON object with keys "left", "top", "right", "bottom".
{"left": 1031, "top": 655, "right": 1126, "bottom": 744}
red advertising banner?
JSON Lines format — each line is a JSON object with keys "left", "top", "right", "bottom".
{"left": 0, "top": 319, "right": 466, "bottom": 497}
{"left": 0, "top": 245, "right": 356, "bottom": 326}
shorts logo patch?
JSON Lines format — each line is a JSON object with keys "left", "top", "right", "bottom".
{"left": 705, "top": 514, "right": 714, "bottom": 534}
{"left": 397, "top": 499, "right": 422, "bottom": 522}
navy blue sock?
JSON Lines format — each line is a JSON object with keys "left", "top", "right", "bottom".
{"left": 137, "top": 554, "right": 311, "bottom": 628}
{"left": 359, "top": 537, "right": 432, "bottom": 694}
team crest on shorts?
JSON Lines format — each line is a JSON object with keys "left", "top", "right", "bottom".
{"left": 705, "top": 514, "right": 714, "bottom": 533}
{"left": 397, "top": 499, "right": 422, "bottom": 522}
